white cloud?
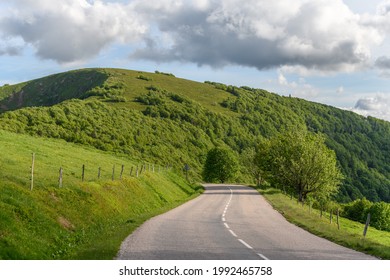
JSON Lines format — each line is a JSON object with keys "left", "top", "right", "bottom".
{"left": 276, "top": 70, "right": 319, "bottom": 99}
{"left": 0, "top": 0, "right": 147, "bottom": 63}
{"left": 278, "top": 72, "right": 289, "bottom": 86}
{"left": 132, "top": 0, "right": 382, "bottom": 73}
{"left": 0, "top": 0, "right": 386, "bottom": 74}
{"left": 352, "top": 94, "right": 390, "bottom": 121}
{"left": 361, "top": 0, "right": 390, "bottom": 41}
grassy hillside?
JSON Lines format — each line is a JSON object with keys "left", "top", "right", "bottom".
{"left": 0, "top": 129, "right": 200, "bottom": 259}
{"left": 0, "top": 68, "right": 389, "bottom": 203}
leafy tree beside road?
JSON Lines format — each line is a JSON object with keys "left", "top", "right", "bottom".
{"left": 255, "top": 130, "right": 343, "bottom": 202}
{"left": 203, "top": 147, "right": 239, "bottom": 183}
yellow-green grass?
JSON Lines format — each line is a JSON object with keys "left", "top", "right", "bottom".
{"left": 0, "top": 129, "right": 201, "bottom": 259}
{"left": 258, "top": 188, "right": 390, "bottom": 259}
{"left": 99, "top": 68, "right": 238, "bottom": 115}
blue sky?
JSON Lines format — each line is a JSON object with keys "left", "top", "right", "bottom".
{"left": 1, "top": 0, "right": 390, "bottom": 121}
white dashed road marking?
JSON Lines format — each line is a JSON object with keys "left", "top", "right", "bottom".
{"left": 222, "top": 186, "right": 270, "bottom": 260}
{"left": 238, "top": 239, "right": 253, "bottom": 249}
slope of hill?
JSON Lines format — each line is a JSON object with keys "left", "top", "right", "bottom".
{"left": 0, "top": 129, "right": 199, "bottom": 259}
{"left": 0, "top": 68, "right": 389, "bottom": 203}
{"left": 0, "top": 69, "right": 107, "bottom": 112}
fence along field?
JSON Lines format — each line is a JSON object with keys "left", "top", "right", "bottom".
{"left": 260, "top": 188, "right": 390, "bottom": 259}
{"left": 28, "top": 152, "right": 169, "bottom": 190}
{"left": 22, "top": 150, "right": 378, "bottom": 242}
{"left": 280, "top": 187, "right": 375, "bottom": 240}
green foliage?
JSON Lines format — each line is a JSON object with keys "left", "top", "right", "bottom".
{"left": 370, "top": 202, "right": 390, "bottom": 231}
{"left": 1, "top": 68, "right": 390, "bottom": 203}
{"left": 241, "top": 147, "right": 266, "bottom": 187}
{"left": 255, "top": 129, "right": 343, "bottom": 202}
{"left": 343, "top": 198, "right": 373, "bottom": 223}
{"left": 0, "top": 99, "right": 213, "bottom": 181}
{"left": 203, "top": 147, "right": 239, "bottom": 183}
{"left": 154, "top": 70, "right": 175, "bottom": 77}
{"left": 136, "top": 75, "right": 152, "bottom": 81}
{"left": 343, "top": 199, "right": 390, "bottom": 232}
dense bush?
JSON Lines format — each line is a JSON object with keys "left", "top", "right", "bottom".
{"left": 343, "top": 198, "right": 390, "bottom": 232}
{"left": 343, "top": 198, "right": 373, "bottom": 223}
{"left": 370, "top": 202, "right": 390, "bottom": 231}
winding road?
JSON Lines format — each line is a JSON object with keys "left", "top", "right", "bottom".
{"left": 116, "top": 184, "right": 376, "bottom": 260}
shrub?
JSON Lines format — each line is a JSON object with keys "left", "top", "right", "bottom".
{"left": 370, "top": 202, "right": 390, "bottom": 231}
{"left": 343, "top": 198, "right": 373, "bottom": 223}
{"left": 136, "top": 75, "right": 152, "bottom": 81}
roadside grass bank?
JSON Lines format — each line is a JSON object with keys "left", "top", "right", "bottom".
{"left": 0, "top": 130, "right": 201, "bottom": 259}
{"left": 257, "top": 187, "right": 390, "bottom": 260}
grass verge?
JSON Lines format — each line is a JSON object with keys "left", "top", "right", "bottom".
{"left": 257, "top": 188, "right": 390, "bottom": 260}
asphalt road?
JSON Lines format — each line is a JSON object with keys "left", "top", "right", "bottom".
{"left": 116, "top": 184, "right": 376, "bottom": 260}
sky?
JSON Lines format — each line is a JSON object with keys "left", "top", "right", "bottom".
{"left": 1, "top": 0, "right": 390, "bottom": 121}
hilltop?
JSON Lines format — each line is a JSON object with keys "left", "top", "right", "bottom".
{"left": 0, "top": 68, "right": 389, "bottom": 203}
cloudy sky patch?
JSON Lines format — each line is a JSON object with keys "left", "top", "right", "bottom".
{"left": 352, "top": 94, "right": 390, "bottom": 121}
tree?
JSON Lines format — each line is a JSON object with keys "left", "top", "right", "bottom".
{"left": 203, "top": 147, "right": 239, "bottom": 183}
{"left": 256, "top": 129, "right": 343, "bottom": 202}
{"left": 241, "top": 147, "right": 266, "bottom": 187}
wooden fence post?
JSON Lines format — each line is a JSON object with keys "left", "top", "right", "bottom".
{"left": 130, "top": 166, "right": 133, "bottom": 177}
{"left": 136, "top": 166, "right": 139, "bottom": 177}
{"left": 30, "top": 153, "right": 35, "bottom": 191}
{"left": 112, "top": 164, "right": 115, "bottom": 181}
{"left": 337, "top": 209, "right": 340, "bottom": 230}
{"left": 98, "top": 167, "right": 101, "bottom": 179}
{"left": 363, "top": 213, "right": 371, "bottom": 238}
{"left": 59, "top": 167, "right": 63, "bottom": 188}
{"left": 82, "top": 164, "right": 85, "bottom": 182}
{"left": 120, "top": 164, "right": 124, "bottom": 180}
{"left": 330, "top": 209, "right": 333, "bottom": 224}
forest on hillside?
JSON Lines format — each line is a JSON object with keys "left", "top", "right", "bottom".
{"left": 0, "top": 69, "right": 389, "bottom": 203}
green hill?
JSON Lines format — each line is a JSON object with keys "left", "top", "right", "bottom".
{"left": 1, "top": 68, "right": 389, "bottom": 203}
